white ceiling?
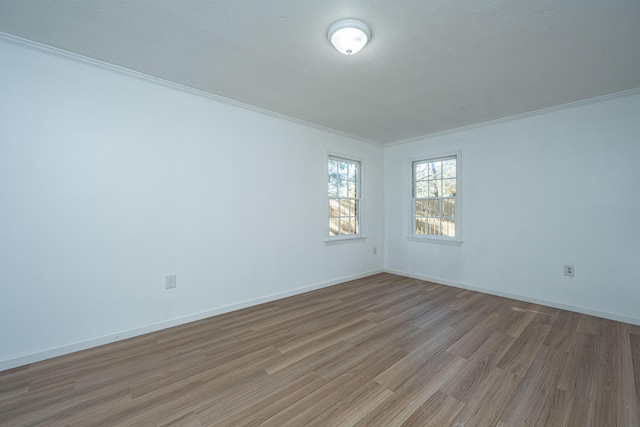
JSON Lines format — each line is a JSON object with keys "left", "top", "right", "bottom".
{"left": 1, "top": 0, "right": 639, "bottom": 144}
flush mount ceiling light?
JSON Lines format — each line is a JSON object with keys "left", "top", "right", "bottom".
{"left": 327, "top": 19, "right": 371, "bottom": 55}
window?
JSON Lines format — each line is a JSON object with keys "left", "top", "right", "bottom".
{"left": 328, "top": 156, "right": 361, "bottom": 239}
{"left": 412, "top": 154, "right": 460, "bottom": 242}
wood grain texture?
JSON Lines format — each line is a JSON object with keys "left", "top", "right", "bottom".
{"left": 1, "top": 273, "right": 638, "bottom": 426}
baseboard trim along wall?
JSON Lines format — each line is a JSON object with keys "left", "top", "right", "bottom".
{"left": 0, "top": 269, "right": 383, "bottom": 372}
{"left": 5, "top": 267, "right": 636, "bottom": 371}
{"left": 385, "top": 268, "right": 640, "bottom": 327}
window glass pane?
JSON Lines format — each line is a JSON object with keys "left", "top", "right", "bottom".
{"left": 415, "top": 162, "right": 429, "bottom": 181}
{"left": 353, "top": 200, "right": 359, "bottom": 217}
{"left": 329, "top": 217, "right": 339, "bottom": 236}
{"left": 328, "top": 159, "right": 338, "bottom": 176}
{"left": 348, "top": 163, "right": 357, "bottom": 182}
{"left": 442, "top": 179, "right": 456, "bottom": 197}
{"left": 442, "top": 159, "right": 456, "bottom": 178}
{"left": 428, "top": 161, "right": 442, "bottom": 179}
{"left": 338, "top": 161, "right": 348, "bottom": 182}
{"left": 340, "top": 217, "right": 350, "bottom": 235}
{"left": 427, "top": 218, "right": 440, "bottom": 235}
{"left": 348, "top": 181, "right": 357, "bottom": 198}
{"left": 428, "top": 180, "right": 441, "bottom": 198}
{"left": 415, "top": 199, "right": 426, "bottom": 217}
{"left": 442, "top": 199, "right": 455, "bottom": 217}
{"left": 329, "top": 199, "right": 339, "bottom": 217}
{"left": 415, "top": 218, "right": 426, "bottom": 235}
{"left": 428, "top": 199, "right": 441, "bottom": 217}
{"left": 349, "top": 217, "right": 357, "bottom": 234}
{"left": 442, "top": 218, "right": 455, "bottom": 237}
{"left": 415, "top": 181, "right": 428, "bottom": 198}
{"left": 328, "top": 177, "right": 338, "bottom": 197}
{"left": 338, "top": 180, "right": 347, "bottom": 198}
{"left": 340, "top": 199, "right": 351, "bottom": 216}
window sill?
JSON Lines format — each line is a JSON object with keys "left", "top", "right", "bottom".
{"left": 324, "top": 236, "right": 367, "bottom": 245}
{"left": 406, "top": 236, "right": 463, "bottom": 246}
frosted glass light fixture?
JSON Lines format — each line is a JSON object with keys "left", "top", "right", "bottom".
{"left": 328, "top": 19, "right": 371, "bottom": 55}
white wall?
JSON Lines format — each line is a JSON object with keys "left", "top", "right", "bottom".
{"left": 384, "top": 90, "right": 640, "bottom": 325}
{"left": 0, "top": 39, "right": 383, "bottom": 370}
{"left": 2, "top": 36, "right": 639, "bottom": 372}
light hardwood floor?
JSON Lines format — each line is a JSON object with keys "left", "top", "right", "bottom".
{"left": 1, "top": 273, "right": 639, "bottom": 426}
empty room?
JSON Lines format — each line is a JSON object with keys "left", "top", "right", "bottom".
{"left": 1, "top": 1, "right": 639, "bottom": 426}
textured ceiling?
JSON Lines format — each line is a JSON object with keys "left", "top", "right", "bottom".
{"left": 1, "top": 0, "right": 639, "bottom": 144}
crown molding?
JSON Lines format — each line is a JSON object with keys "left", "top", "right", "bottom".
{"left": 0, "top": 32, "right": 381, "bottom": 148}
{"left": 385, "top": 86, "right": 640, "bottom": 147}
{"left": 5, "top": 31, "right": 635, "bottom": 149}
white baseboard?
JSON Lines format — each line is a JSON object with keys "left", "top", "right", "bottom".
{"left": 9, "top": 267, "right": 633, "bottom": 372}
{"left": 0, "top": 269, "right": 383, "bottom": 372}
{"left": 384, "top": 268, "right": 640, "bottom": 327}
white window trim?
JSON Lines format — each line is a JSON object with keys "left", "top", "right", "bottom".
{"left": 324, "top": 236, "right": 367, "bottom": 245}
{"left": 407, "top": 150, "right": 463, "bottom": 245}
{"left": 324, "top": 151, "right": 366, "bottom": 244}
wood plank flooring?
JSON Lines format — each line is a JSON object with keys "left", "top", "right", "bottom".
{"left": 1, "top": 273, "right": 639, "bottom": 426}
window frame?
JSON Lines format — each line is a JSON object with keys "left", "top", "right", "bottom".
{"left": 325, "top": 152, "right": 365, "bottom": 244}
{"left": 408, "top": 151, "right": 462, "bottom": 245}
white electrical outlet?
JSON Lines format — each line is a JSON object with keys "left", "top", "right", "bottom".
{"left": 166, "top": 274, "right": 177, "bottom": 289}
{"left": 373, "top": 246, "right": 377, "bottom": 255}
{"left": 564, "top": 265, "right": 574, "bottom": 277}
